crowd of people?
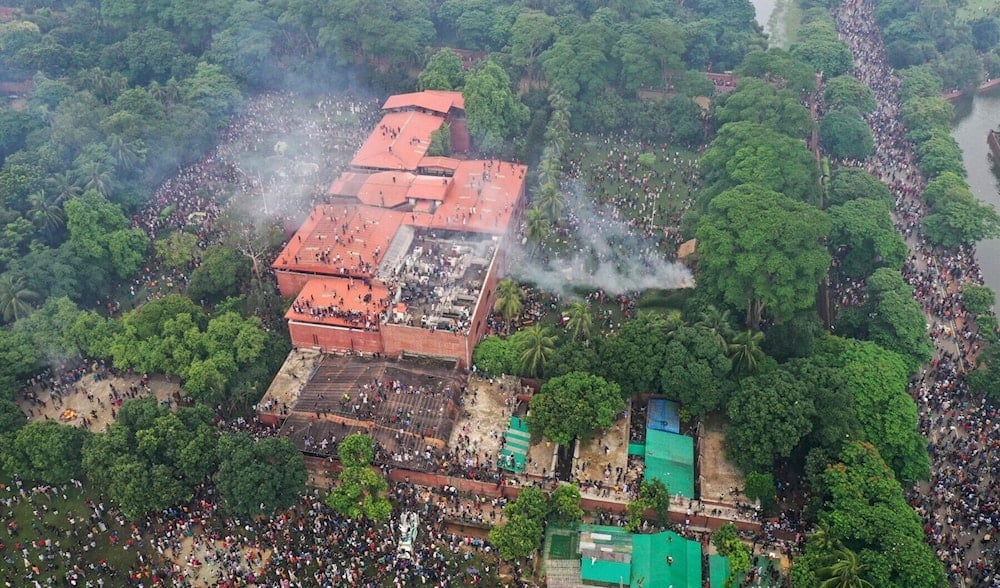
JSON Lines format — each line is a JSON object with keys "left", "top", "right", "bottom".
{"left": 834, "top": 0, "right": 1000, "bottom": 584}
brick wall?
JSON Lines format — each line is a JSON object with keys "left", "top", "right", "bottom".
{"left": 277, "top": 271, "right": 316, "bottom": 297}
{"left": 289, "top": 321, "right": 384, "bottom": 354}
{"left": 382, "top": 323, "right": 471, "bottom": 366}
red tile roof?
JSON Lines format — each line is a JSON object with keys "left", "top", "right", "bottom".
{"left": 382, "top": 90, "right": 464, "bottom": 114}
{"left": 286, "top": 277, "right": 390, "bottom": 329}
{"left": 273, "top": 204, "right": 405, "bottom": 278}
{"left": 351, "top": 110, "right": 444, "bottom": 171}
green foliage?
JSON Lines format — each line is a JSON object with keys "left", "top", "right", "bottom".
{"left": 969, "top": 343, "right": 1000, "bottom": 401}
{"left": 761, "top": 313, "right": 822, "bottom": 362}
{"left": 828, "top": 198, "right": 907, "bottom": 278}
{"left": 922, "top": 171, "right": 1000, "bottom": 247}
{"left": 548, "top": 484, "right": 584, "bottom": 523}
{"left": 898, "top": 65, "right": 945, "bottom": 102}
{"left": 596, "top": 313, "right": 670, "bottom": 393}
{"left": 463, "top": 60, "right": 529, "bottom": 154}
{"left": 326, "top": 433, "right": 391, "bottom": 521}
{"left": 713, "top": 522, "right": 752, "bottom": 578}
{"left": 713, "top": 78, "right": 813, "bottom": 139}
{"left": 2, "top": 420, "right": 87, "bottom": 484}
{"left": 790, "top": 38, "right": 854, "bottom": 77}
{"left": 527, "top": 371, "right": 624, "bottom": 445}
{"left": 427, "top": 124, "right": 451, "bottom": 157}
{"left": 65, "top": 190, "right": 149, "bottom": 279}
{"left": 726, "top": 367, "right": 816, "bottom": 472}
{"left": 738, "top": 48, "right": 819, "bottom": 94}
{"left": 516, "top": 324, "right": 557, "bottom": 378}
{"left": 472, "top": 335, "right": 519, "bottom": 377}
{"left": 808, "top": 442, "right": 946, "bottom": 587}
{"left": 0, "top": 397, "right": 27, "bottom": 437}
{"left": 187, "top": 245, "right": 250, "bottom": 304}
{"left": 338, "top": 432, "right": 375, "bottom": 468}
{"left": 489, "top": 514, "right": 543, "bottom": 560}
{"left": 824, "top": 75, "right": 877, "bottom": 114}
{"left": 820, "top": 107, "right": 875, "bottom": 160}
{"left": 826, "top": 169, "right": 892, "bottom": 208}
{"left": 154, "top": 231, "right": 199, "bottom": 270}
{"left": 701, "top": 122, "right": 819, "bottom": 204}
{"left": 915, "top": 131, "right": 966, "bottom": 179}
{"left": 900, "top": 97, "right": 954, "bottom": 141}
{"left": 418, "top": 49, "right": 465, "bottom": 91}
{"left": 839, "top": 269, "right": 933, "bottom": 373}
{"left": 83, "top": 398, "right": 218, "bottom": 519}
{"left": 696, "top": 184, "right": 831, "bottom": 326}
{"left": 215, "top": 432, "right": 306, "bottom": 514}
{"left": 744, "top": 471, "right": 777, "bottom": 514}
{"left": 659, "top": 325, "right": 735, "bottom": 418}
{"left": 962, "top": 283, "right": 995, "bottom": 314}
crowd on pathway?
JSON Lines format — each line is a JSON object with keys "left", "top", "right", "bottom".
{"left": 835, "top": 0, "right": 1000, "bottom": 584}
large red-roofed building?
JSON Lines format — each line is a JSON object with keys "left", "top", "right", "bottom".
{"left": 274, "top": 90, "right": 526, "bottom": 368}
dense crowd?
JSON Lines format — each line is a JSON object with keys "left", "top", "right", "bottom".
{"left": 834, "top": 0, "right": 1000, "bottom": 584}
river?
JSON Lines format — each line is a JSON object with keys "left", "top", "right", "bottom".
{"left": 951, "top": 87, "right": 1000, "bottom": 304}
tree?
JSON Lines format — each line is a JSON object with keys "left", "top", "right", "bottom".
{"left": 549, "top": 484, "right": 583, "bottom": 523}
{"left": 728, "top": 329, "right": 765, "bottom": 378}
{"left": 915, "top": 131, "right": 966, "bottom": 179}
{"left": 844, "top": 268, "right": 933, "bottom": 372}
{"left": 811, "top": 442, "right": 946, "bottom": 587}
{"left": 737, "top": 48, "right": 817, "bottom": 94}
{"left": 816, "top": 546, "right": 874, "bottom": 588}
{"left": 924, "top": 192, "right": 1000, "bottom": 248}
{"left": 625, "top": 478, "right": 671, "bottom": 531}
{"left": 962, "top": 283, "right": 995, "bottom": 315}
{"left": 509, "top": 10, "right": 557, "bottom": 76}
{"left": 828, "top": 198, "right": 908, "bottom": 278}
{"left": 820, "top": 107, "right": 875, "bottom": 160}
{"left": 596, "top": 314, "right": 671, "bottom": 394}
{"left": 187, "top": 245, "right": 250, "bottom": 304}
{"left": 744, "top": 471, "right": 777, "bottom": 514}
{"left": 2, "top": 421, "right": 87, "bottom": 484}
{"left": 489, "top": 513, "right": 543, "bottom": 560}
{"left": 527, "top": 372, "right": 624, "bottom": 446}
{"left": 493, "top": 278, "right": 522, "bottom": 334}
{"left": 826, "top": 169, "right": 892, "bottom": 208}
{"left": 822, "top": 338, "right": 931, "bottom": 482}
{"left": 790, "top": 38, "right": 854, "bottom": 77}
{"left": 824, "top": 75, "right": 877, "bottom": 114}
{"left": 713, "top": 522, "right": 752, "bottom": 584}
{"left": 0, "top": 273, "right": 39, "bottom": 323}
{"left": 326, "top": 433, "right": 391, "bottom": 521}
{"left": 65, "top": 190, "right": 149, "bottom": 279}
{"left": 472, "top": 335, "right": 518, "bottom": 376}
{"left": 517, "top": 324, "right": 558, "bottom": 379}
{"left": 563, "top": 301, "right": 593, "bottom": 343}
{"left": 155, "top": 231, "right": 200, "bottom": 270}
{"left": 713, "top": 78, "right": 813, "bottom": 139}
{"left": 898, "top": 65, "right": 944, "bottom": 102}
{"left": 0, "top": 398, "right": 26, "bottom": 437}
{"left": 82, "top": 399, "right": 219, "bottom": 519}
{"left": 900, "top": 98, "right": 954, "bottom": 140}
{"left": 418, "top": 49, "right": 464, "bottom": 91}
{"left": 726, "top": 368, "right": 816, "bottom": 473}
{"left": 463, "top": 60, "right": 529, "bottom": 153}
{"left": 215, "top": 433, "right": 306, "bottom": 515}
{"left": 522, "top": 206, "right": 551, "bottom": 251}
{"left": 660, "top": 325, "right": 734, "bottom": 418}
{"left": 534, "top": 181, "right": 567, "bottom": 223}
{"left": 696, "top": 184, "right": 831, "bottom": 327}
{"left": 700, "top": 122, "right": 819, "bottom": 204}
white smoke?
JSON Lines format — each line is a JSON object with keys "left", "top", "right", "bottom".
{"left": 509, "top": 180, "right": 693, "bottom": 296}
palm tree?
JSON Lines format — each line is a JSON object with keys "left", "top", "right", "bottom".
{"left": 728, "top": 328, "right": 765, "bottom": 377}
{"left": 696, "top": 305, "right": 735, "bottom": 346}
{"left": 27, "top": 191, "right": 66, "bottom": 237}
{"left": 564, "top": 301, "right": 593, "bottom": 343}
{"left": 493, "top": 278, "right": 523, "bottom": 334}
{"left": 535, "top": 181, "right": 567, "bottom": 223}
{"left": 0, "top": 275, "right": 39, "bottom": 323}
{"left": 77, "top": 159, "right": 115, "bottom": 198}
{"left": 816, "top": 546, "right": 874, "bottom": 588}
{"left": 108, "top": 135, "right": 146, "bottom": 172}
{"left": 537, "top": 156, "right": 561, "bottom": 188}
{"left": 523, "top": 206, "right": 551, "bottom": 252}
{"left": 45, "top": 171, "right": 82, "bottom": 204}
{"left": 518, "top": 325, "right": 557, "bottom": 377}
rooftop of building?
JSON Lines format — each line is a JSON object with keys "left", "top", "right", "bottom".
{"left": 273, "top": 203, "right": 405, "bottom": 279}
{"left": 286, "top": 277, "right": 390, "bottom": 329}
{"left": 275, "top": 354, "right": 466, "bottom": 468}
{"left": 350, "top": 110, "right": 445, "bottom": 171}
{"left": 382, "top": 90, "right": 465, "bottom": 114}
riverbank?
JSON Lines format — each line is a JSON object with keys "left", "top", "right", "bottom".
{"left": 943, "top": 77, "right": 1000, "bottom": 101}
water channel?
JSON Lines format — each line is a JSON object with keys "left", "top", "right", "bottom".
{"left": 951, "top": 88, "right": 1000, "bottom": 304}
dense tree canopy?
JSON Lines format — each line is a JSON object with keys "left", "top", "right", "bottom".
{"left": 528, "top": 371, "right": 624, "bottom": 445}
{"left": 696, "top": 184, "right": 831, "bottom": 327}
{"left": 215, "top": 432, "right": 307, "bottom": 515}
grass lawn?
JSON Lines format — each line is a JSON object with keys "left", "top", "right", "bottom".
{"left": 959, "top": 0, "right": 998, "bottom": 21}
{"left": 1, "top": 475, "right": 142, "bottom": 585}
